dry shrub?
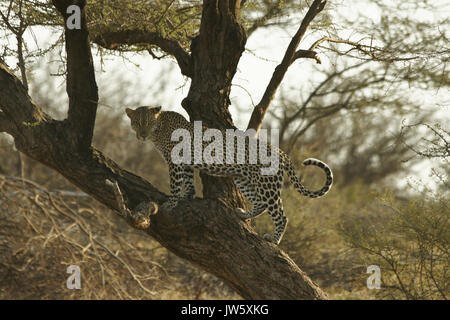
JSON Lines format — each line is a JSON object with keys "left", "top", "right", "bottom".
{"left": 0, "top": 176, "right": 173, "bottom": 299}
{"left": 339, "top": 189, "right": 449, "bottom": 300}
{"left": 0, "top": 175, "right": 174, "bottom": 299}
{"left": 0, "top": 175, "right": 238, "bottom": 299}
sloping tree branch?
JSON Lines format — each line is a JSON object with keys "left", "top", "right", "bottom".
{"left": 245, "top": 0, "right": 432, "bottom": 134}
{"left": 246, "top": 0, "right": 327, "bottom": 133}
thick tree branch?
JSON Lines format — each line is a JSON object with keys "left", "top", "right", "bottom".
{"left": 0, "top": 57, "right": 51, "bottom": 135}
{"left": 52, "top": 0, "right": 99, "bottom": 151}
{"left": 246, "top": 0, "right": 327, "bottom": 133}
{"left": 0, "top": 52, "right": 328, "bottom": 301}
{"left": 92, "top": 30, "right": 193, "bottom": 77}
{"left": 195, "top": 0, "right": 247, "bottom": 84}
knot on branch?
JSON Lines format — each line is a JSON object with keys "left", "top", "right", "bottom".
{"left": 106, "top": 179, "right": 157, "bottom": 230}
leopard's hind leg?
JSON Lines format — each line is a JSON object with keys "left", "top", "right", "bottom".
{"left": 183, "top": 166, "right": 195, "bottom": 199}
{"left": 233, "top": 176, "right": 257, "bottom": 202}
{"left": 162, "top": 163, "right": 185, "bottom": 210}
{"left": 263, "top": 198, "right": 288, "bottom": 245}
{"left": 259, "top": 171, "right": 288, "bottom": 244}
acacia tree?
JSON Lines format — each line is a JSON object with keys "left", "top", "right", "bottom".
{"left": 0, "top": 0, "right": 446, "bottom": 299}
{"left": 0, "top": 0, "right": 333, "bottom": 300}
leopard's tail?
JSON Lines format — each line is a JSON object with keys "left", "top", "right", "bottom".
{"left": 285, "top": 157, "right": 333, "bottom": 198}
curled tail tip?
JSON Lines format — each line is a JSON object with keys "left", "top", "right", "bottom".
{"left": 303, "top": 158, "right": 325, "bottom": 167}
{"left": 302, "top": 157, "right": 333, "bottom": 197}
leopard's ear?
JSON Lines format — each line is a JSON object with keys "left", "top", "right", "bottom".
{"left": 125, "top": 108, "right": 135, "bottom": 118}
{"left": 154, "top": 106, "right": 162, "bottom": 118}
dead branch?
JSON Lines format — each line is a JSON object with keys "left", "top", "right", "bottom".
{"left": 246, "top": 0, "right": 327, "bottom": 133}
{"left": 106, "top": 179, "right": 157, "bottom": 230}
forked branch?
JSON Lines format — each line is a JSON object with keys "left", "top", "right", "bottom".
{"left": 246, "top": 0, "right": 327, "bottom": 133}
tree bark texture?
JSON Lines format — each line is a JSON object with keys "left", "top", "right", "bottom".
{"left": 181, "top": 0, "right": 247, "bottom": 205}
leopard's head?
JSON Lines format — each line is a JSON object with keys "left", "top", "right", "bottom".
{"left": 125, "top": 106, "right": 162, "bottom": 141}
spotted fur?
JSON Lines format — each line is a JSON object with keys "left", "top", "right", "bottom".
{"left": 126, "top": 106, "right": 333, "bottom": 244}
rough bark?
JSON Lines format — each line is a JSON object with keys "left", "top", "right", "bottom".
{"left": 52, "top": 0, "right": 98, "bottom": 151}
{"left": 0, "top": 0, "right": 329, "bottom": 299}
{"left": 180, "top": 0, "right": 247, "bottom": 207}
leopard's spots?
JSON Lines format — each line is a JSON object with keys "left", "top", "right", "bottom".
{"left": 127, "top": 107, "right": 333, "bottom": 245}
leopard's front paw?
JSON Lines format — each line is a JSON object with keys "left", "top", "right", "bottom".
{"left": 133, "top": 202, "right": 158, "bottom": 229}
{"left": 235, "top": 208, "right": 249, "bottom": 220}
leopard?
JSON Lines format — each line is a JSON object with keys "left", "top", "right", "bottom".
{"left": 125, "top": 106, "right": 333, "bottom": 245}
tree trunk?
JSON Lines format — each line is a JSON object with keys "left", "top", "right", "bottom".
{"left": 181, "top": 0, "right": 247, "bottom": 207}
